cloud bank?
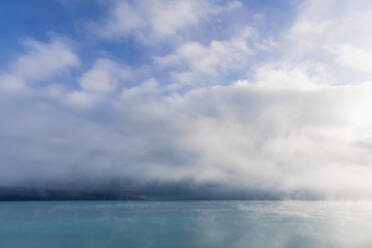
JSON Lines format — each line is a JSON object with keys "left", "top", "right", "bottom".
{"left": 1, "top": 0, "right": 372, "bottom": 199}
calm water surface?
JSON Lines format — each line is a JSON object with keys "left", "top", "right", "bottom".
{"left": 1, "top": 201, "right": 372, "bottom": 248}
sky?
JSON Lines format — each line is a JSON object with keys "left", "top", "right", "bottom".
{"left": 1, "top": 0, "right": 372, "bottom": 199}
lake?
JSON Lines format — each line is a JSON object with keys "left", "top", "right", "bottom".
{"left": 1, "top": 201, "right": 371, "bottom": 247}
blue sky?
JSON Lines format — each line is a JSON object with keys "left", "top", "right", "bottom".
{"left": 0, "top": 0, "right": 295, "bottom": 80}
{"left": 2, "top": 0, "right": 372, "bottom": 199}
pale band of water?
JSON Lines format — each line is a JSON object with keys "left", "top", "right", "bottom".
{"left": 1, "top": 201, "right": 371, "bottom": 248}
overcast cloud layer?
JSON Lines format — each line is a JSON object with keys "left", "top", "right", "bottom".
{"left": 1, "top": 0, "right": 372, "bottom": 199}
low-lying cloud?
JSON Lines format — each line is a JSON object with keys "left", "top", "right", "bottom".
{"left": 2, "top": 66, "right": 372, "bottom": 199}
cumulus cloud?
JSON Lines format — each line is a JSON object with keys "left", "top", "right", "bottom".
{"left": 155, "top": 28, "right": 255, "bottom": 85}
{"left": 93, "top": 0, "right": 242, "bottom": 40}
{"left": 0, "top": 37, "right": 79, "bottom": 97}
{"left": 79, "top": 58, "right": 131, "bottom": 93}
{"left": 65, "top": 91, "right": 101, "bottom": 110}
{"left": 9, "top": 38, "right": 80, "bottom": 83}
{"left": 0, "top": 74, "right": 27, "bottom": 93}
{"left": 285, "top": 0, "right": 372, "bottom": 83}
{"left": 62, "top": 58, "right": 134, "bottom": 110}
{"left": 122, "top": 78, "right": 159, "bottom": 99}
{"left": 326, "top": 44, "right": 372, "bottom": 72}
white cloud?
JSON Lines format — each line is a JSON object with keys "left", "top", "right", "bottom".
{"left": 40, "top": 84, "right": 67, "bottom": 100}
{"left": 9, "top": 38, "right": 80, "bottom": 83}
{"left": 327, "top": 44, "right": 372, "bottom": 72}
{"left": 252, "top": 62, "right": 328, "bottom": 90}
{"left": 4, "top": 60, "right": 372, "bottom": 199}
{"left": 122, "top": 78, "right": 158, "bottom": 99}
{"left": 4, "top": 0, "right": 372, "bottom": 200}
{"left": 60, "top": 58, "right": 134, "bottom": 110}
{"left": 65, "top": 91, "right": 101, "bottom": 110}
{"left": 79, "top": 58, "right": 131, "bottom": 93}
{"left": 0, "top": 74, "right": 26, "bottom": 93}
{"left": 94, "top": 0, "right": 242, "bottom": 40}
{"left": 149, "top": 0, "right": 241, "bottom": 37}
{"left": 0, "top": 38, "right": 79, "bottom": 96}
{"left": 284, "top": 0, "right": 372, "bottom": 82}
{"left": 155, "top": 27, "right": 254, "bottom": 85}
{"left": 97, "top": 1, "right": 146, "bottom": 37}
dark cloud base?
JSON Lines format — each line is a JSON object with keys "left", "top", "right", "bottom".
{"left": 0, "top": 179, "right": 321, "bottom": 201}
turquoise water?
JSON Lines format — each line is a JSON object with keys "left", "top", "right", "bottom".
{"left": 1, "top": 201, "right": 372, "bottom": 248}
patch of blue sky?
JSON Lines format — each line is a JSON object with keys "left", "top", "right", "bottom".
{"left": 0, "top": 0, "right": 300, "bottom": 101}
